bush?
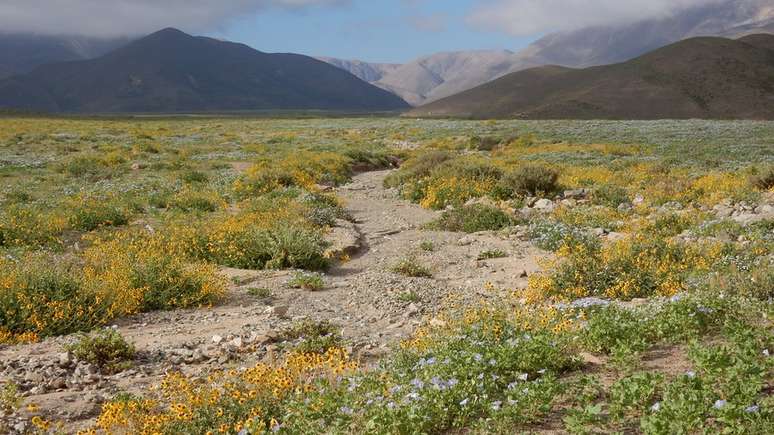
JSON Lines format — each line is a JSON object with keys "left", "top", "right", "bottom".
{"left": 180, "top": 170, "right": 209, "bottom": 184}
{"left": 478, "top": 249, "right": 508, "bottom": 260}
{"left": 68, "top": 196, "right": 130, "bottom": 231}
{"left": 66, "top": 329, "right": 135, "bottom": 373}
{"left": 749, "top": 166, "right": 774, "bottom": 190}
{"left": 431, "top": 204, "right": 516, "bottom": 233}
{"left": 391, "top": 257, "right": 432, "bottom": 278}
{"left": 592, "top": 184, "right": 630, "bottom": 207}
{"left": 499, "top": 165, "right": 560, "bottom": 197}
{"left": 0, "top": 255, "right": 103, "bottom": 343}
{"left": 279, "top": 319, "right": 341, "bottom": 354}
{"left": 383, "top": 150, "right": 453, "bottom": 189}
{"left": 169, "top": 189, "right": 224, "bottom": 213}
{"left": 0, "top": 205, "right": 66, "bottom": 248}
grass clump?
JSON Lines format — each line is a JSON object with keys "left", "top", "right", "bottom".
{"left": 66, "top": 329, "right": 135, "bottom": 373}
{"left": 391, "top": 257, "right": 432, "bottom": 278}
{"left": 499, "top": 165, "right": 560, "bottom": 197}
{"left": 246, "top": 287, "right": 272, "bottom": 299}
{"left": 419, "top": 240, "right": 435, "bottom": 252}
{"left": 477, "top": 249, "right": 508, "bottom": 260}
{"left": 288, "top": 272, "right": 325, "bottom": 291}
{"left": 67, "top": 195, "right": 130, "bottom": 231}
{"left": 397, "top": 290, "right": 421, "bottom": 303}
{"left": 431, "top": 204, "right": 516, "bottom": 233}
{"left": 279, "top": 319, "right": 342, "bottom": 354}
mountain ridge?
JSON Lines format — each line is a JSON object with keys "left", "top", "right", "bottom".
{"left": 406, "top": 34, "right": 774, "bottom": 120}
{"left": 0, "top": 28, "right": 409, "bottom": 113}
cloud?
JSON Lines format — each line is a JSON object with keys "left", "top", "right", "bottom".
{"left": 468, "top": 0, "right": 726, "bottom": 36}
{"left": 0, "top": 0, "right": 348, "bottom": 37}
{"left": 410, "top": 13, "right": 448, "bottom": 32}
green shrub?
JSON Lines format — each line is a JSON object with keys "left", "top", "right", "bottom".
{"left": 592, "top": 184, "right": 630, "bottom": 207}
{"left": 169, "top": 190, "right": 223, "bottom": 213}
{"left": 180, "top": 170, "right": 209, "bottom": 184}
{"left": 288, "top": 272, "right": 325, "bottom": 291}
{"left": 419, "top": 240, "right": 435, "bottom": 252}
{"left": 66, "top": 329, "right": 135, "bottom": 373}
{"left": 391, "top": 257, "right": 432, "bottom": 278}
{"left": 279, "top": 319, "right": 341, "bottom": 354}
{"left": 383, "top": 150, "right": 453, "bottom": 188}
{"left": 68, "top": 197, "right": 130, "bottom": 231}
{"left": 431, "top": 204, "right": 516, "bottom": 233}
{"left": 499, "top": 165, "right": 560, "bottom": 197}
{"left": 4, "top": 189, "right": 32, "bottom": 204}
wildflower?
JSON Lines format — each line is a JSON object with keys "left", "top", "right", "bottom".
{"left": 473, "top": 353, "right": 483, "bottom": 362}
{"left": 651, "top": 402, "right": 661, "bottom": 412}
{"left": 491, "top": 401, "right": 502, "bottom": 411}
{"left": 507, "top": 382, "right": 518, "bottom": 390}
{"left": 389, "top": 385, "right": 402, "bottom": 394}
{"left": 489, "top": 359, "right": 497, "bottom": 366}
{"left": 764, "top": 349, "right": 770, "bottom": 357}
{"left": 340, "top": 406, "right": 353, "bottom": 415}
{"left": 459, "top": 398, "right": 469, "bottom": 406}
{"left": 410, "top": 378, "right": 425, "bottom": 389}
{"left": 517, "top": 373, "right": 529, "bottom": 381}
{"left": 745, "top": 405, "right": 760, "bottom": 413}
{"left": 447, "top": 378, "right": 459, "bottom": 387}
{"left": 713, "top": 399, "right": 727, "bottom": 410}
{"left": 685, "top": 371, "right": 696, "bottom": 378}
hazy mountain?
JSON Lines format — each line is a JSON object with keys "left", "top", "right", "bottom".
{"left": 322, "top": 0, "right": 774, "bottom": 106}
{"left": 0, "top": 34, "right": 130, "bottom": 79}
{"left": 315, "top": 57, "right": 400, "bottom": 83}
{"left": 407, "top": 35, "right": 774, "bottom": 120}
{"left": 0, "top": 28, "right": 408, "bottom": 113}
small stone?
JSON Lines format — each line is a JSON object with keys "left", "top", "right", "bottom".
{"left": 266, "top": 305, "right": 289, "bottom": 318}
{"left": 212, "top": 335, "right": 224, "bottom": 344}
{"left": 57, "top": 351, "right": 73, "bottom": 368}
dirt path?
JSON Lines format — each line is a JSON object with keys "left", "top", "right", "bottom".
{"left": 0, "top": 170, "right": 545, "bottom": 431}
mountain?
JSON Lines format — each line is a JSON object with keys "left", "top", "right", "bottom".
{"left": 0, "top": 34, "right": 130, "bottom": 79}
{"left": 407, "top": 35, "right": 774, "bottom": 120}
{"left": 315, "top": 57, "right": 400, "bottom": 83}
{"left": 321, "top": 0, "right": 774, "bottom": 106}
{"left": 0, "top": 28, "right": 408, "bottom": 113}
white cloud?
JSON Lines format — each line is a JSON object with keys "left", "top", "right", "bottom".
{"left": 0, "top": 0, "right": 348, "bottom": 37}
{"left": 468, "top": 0, "right": 727, "bottom": 36}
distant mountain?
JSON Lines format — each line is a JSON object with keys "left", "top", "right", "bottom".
{"left": 0, "top": 34, "right": 130, "bottom": 79}
{"left": 322, "top": 0, "right": 774, "bottom": 106}
{"left": 315, "top": 57, "right": 400, "bottom": 83}
{"left": 0, "top": 28, "right": 408, "bottom": 113}
{"left": 407, "top": 35, "right": 774, "bottom": 120}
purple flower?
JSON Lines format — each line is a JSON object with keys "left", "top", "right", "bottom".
{"left": 474, "top": 353, "right": 483, "bottom": 362}
{"left": 340, "top": 406, "right": 353, "bottom": 415}
{"left": 411, "top": 378, "right": 425, "bottom": 389}
{"left": 713, "top": 399, "right": 727, "bottom": 410}
{"left": 745, "top": 405, "right": 760, "bottom": 413}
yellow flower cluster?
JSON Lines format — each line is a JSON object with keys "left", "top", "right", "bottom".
{"left": 87, "top": 348, "right": 356, "bottom": 434}
{"left": 420, "top": 176, "right": 498, "bottom": 209}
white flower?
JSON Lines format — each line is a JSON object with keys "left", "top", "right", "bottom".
{"left": 651, "top": 402, "right": 661, "bottom": 412}
{"left": 518, "top": 373, "right": 529, "bottom": 381}
{"left": 745, "top": 405, "right": 759, "bottom": 413}
{"left": 713, "top": 399, "right": 727, "bottom": 410}
{"left": 685, "top": 371, "right": 696, "bottom": 378}
{"left": 459, "top": 398, "right": 469, "bottom": 406}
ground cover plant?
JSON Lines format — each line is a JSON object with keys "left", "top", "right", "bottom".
{"left": 0, "top": 117, "right": 772, "bottom": 433}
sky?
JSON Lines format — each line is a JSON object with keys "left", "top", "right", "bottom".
{"left": 0, "top": 0, "right": 727, "bottom": 63}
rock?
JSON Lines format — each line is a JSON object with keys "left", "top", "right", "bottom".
{"left": 591, "top": 227, "right": 608, "bottom": 236}
{"left": 563, "top": 189, "right": 587, "bottom": 199}
{"left": 515, "top": 269, "right": 528, "bottom": 278}
{"left": 49, "top": 377, "right": 67, "bottom": 390}
{"left": 13, "top": 422, "right": 27, "bottom": 433}
{"left": 24, "top": 371, "right": 44, "bottom": 383}
{"left": 407, "top": 303, "right": 420, "bottom": 316}
{"left": 457, "top": 237, "right": 473, "bottom": 246}
{"left": 429, "top": 317, "right": 447, "bottom": 328}
{"left": 713, "top": 204, "right": 734, "bottom": 218}
{"left": 606, "top": 232, "right": 627, "bottom": 242}
{"left": 266, "top": 305, "right": 289, "bottom": 318}
{"left": 533, "top": 198, "right": 555, "bottom": 211}
{"left": 617, "top": 202, "right": 633, "bottom": 211}
{"left": 560, "top": 199, "right": 577, "bottom": 208}
{"left": 57, "top": 351, "right": 73, "bottom": 368}
{"left": 211, "top": 335, "right": 224, "bottom": 344}
{"left": 228, "top": 337, "right": 243, "bottom": 349}
{"left": 632, "top": 195, "right": 645, "bottom": 206}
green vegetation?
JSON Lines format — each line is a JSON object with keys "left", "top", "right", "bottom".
{"left": 65, "top": 329, "right": 136, "bottom": 373}
{"left": 391, "top": 257, "right": 433, "bottom": 278}
{"left": 288, "top": 272, "right": 326, "bottom": 291}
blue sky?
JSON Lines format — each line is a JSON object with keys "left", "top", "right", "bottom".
{"left": 210, "top": 0, "right": 538, "bottom": 63}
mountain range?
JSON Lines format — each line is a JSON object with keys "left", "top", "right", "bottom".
{"left": 322, "top": 0, "right": 774, "bottom": 106}
{"left": 0, "top": 28, "right": 408, "bottom": 113}
{"left": 407, "top": 34, "right": 774, "bottom": 120}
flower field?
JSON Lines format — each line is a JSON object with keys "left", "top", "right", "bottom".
{"left": 0, "top": 117, "right": 772, "bottom": 433}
